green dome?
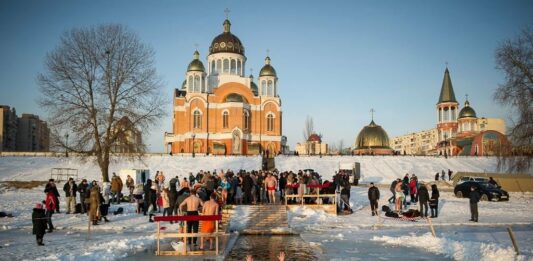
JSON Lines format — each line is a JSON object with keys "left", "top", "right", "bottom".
{"left": 355, "top": 120, "right": 391, "bottom": 149}
{"left": 250, "top": 76, "right": 258, "bottom": 96}
{"left": 187, "top": 51, "right": 205, "bottom": 72}
{"left": 259, "top": 56, "right": 277, "bottom": 77}
{"left": 459, "top": 100, "right": 477, "bottom": 118}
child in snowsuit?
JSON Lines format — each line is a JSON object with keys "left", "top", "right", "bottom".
{"left": 32, "top": 203, "right": 47, "bottom": 245}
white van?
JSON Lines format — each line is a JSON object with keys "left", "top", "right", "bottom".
{"left": 339, "top": 162, "right": 361, "bottom": 185}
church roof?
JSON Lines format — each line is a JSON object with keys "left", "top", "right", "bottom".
{"left": 459, "top": 99, "right": 477, "bottom": 118}
{"left": 438, "top": 68, "right": 457, "bottom": 104}
{"left": 355, "top": 120, "right": 392, "bottom": 149}
{"left": 209, "top": 19, "right": 245, "bottom": 55}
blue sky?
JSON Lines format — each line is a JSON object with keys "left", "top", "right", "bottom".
{"left": 1, "top": 0, "right": 532, "bottom": 152}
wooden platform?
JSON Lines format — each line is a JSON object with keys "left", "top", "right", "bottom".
{"left": 240, "top": 204, "right": 294, "bottom": 235}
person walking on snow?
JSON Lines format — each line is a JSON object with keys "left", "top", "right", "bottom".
{"left": 388, "top": 179, "right": 398, "bottom": 203}
{"left": 78, "top": 179, "right": 88, "bottom": 214}
{"left": 126, "top": 175, "right": 135, "bottom": 203}
{"left": 469, "top": 186, "right": 480, "bottom": 222}
{"left": 44, "top": 179, "right": 60, "bottom": 213}
{"left": 45, "top": 190, "right": 57, "bottom": 232}
{"left": 111, "top": 173, "right": 123, "bottom": 204}
{"left": 368, "top": 182, "right": 380, "bottom": 216}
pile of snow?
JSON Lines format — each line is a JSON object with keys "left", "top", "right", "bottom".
{"left": 275, "top": 155, "right": 510, "bottom": 183}
{"left": 372, "top": 232, "right": 524, "bottom": 261}
{"left": 0, "top": 155, "right": 261, "bottom": 182}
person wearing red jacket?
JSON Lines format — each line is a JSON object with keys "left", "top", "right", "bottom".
{"left": 45, "top": 191, "right": 57, "bottom": 232}
{"left": 409, "top": 177, "right": 418, "bottom": 204}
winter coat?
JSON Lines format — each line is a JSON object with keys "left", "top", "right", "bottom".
{"left": 45, "top": 192, "right": 57, "bottom": 212}
{"left": 390, "top": 180, "right": 398, "bottom": 193}
{"left": 409, "top": 180, "right": 417, "bottom": 195}
{"left": 430, "top": 185, "right": 440, "bottom": 207}
{"left": 242, "top": 175, "right": 254, "bottom": 191}
{"left": 78, "top": 183, "right": 88, "bottom": 197}
{"left": 162, "top": 191, "right": 170, "bottom": 208}
{"left": 63, "top": 181, "right": 77, "bottom": 197}
{"left": 169, "top": 178, "right": 179, "bottom": 191}
{"left": 32, "top": 208, "right": 47, "bottom": 235}
{"left": 44, "top": 183, "right": 60, "bottom": 198}
{"left": 469, "top": 190, "right": 481, "bottom": 204}
{"left": 126, "top": 177, "right": 135, "bottom": 189}
{"left": 368, "top": 186, "right": 380, "bottom": 201}
{"left": 111, "top": 176, "right": 123, "bottom": 193}
{"left": 417, "top": 185, "right": 430, "bottom": 203}
{"left": 89, "top": 187, "right": 101, "bottom": 221}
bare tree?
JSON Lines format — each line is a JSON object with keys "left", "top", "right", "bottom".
{"left": 337, "top": 139, "right": 345, "bottom": 155}
{"left": 38, "top": 24, "right": 166, "bottom": 181}
{"left": 494, "top": 27, "right": 533, "bottom": 172}
{"left": 302, "top": 115, "right": 314, "bottom": 155}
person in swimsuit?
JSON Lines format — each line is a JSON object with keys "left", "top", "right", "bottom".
{"left": 264, "top": 173, "right": 278, "bottom": 204}
{"left": 200, "top": 193, "right": 219, "bottom": 250}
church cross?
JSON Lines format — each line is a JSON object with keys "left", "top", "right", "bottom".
{"left": 370, "top": 108, "right": 375, "bottom": 121}
{"left": 224, "top": 8, "right": 230, "bottom": 19}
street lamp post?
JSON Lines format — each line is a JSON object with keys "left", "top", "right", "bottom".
{"left": 443, "top": 133, "right": 448, "bottom": 159}
{"left": 65, "top": 133, "right": 69, "bottom": 158}
{"left": 192, "top": 134, "right": 196, "bottom": 158}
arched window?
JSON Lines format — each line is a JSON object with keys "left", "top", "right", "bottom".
{"left": 243, "top": 111, "right": 250, "bottom": 130}
{"left": 211, "top": 60, "right": 215, "bottom": 74}
{"left": 223, "top": 111, "right": 229, "bottom": 129}
{"left": 237, "top": 60, "right": 242, "bottom": 76}
{"left": 267, "top": 114, "right": 274, "bottom": 132}
{"left": 188, "top": 76, "right": 193, "bottom": 92}
{"left": 223, "top": 59, "right": 229, "bottom": 74}
{"left": 267, "top": 80, "right": 273, "bottom": 96}
{"left": 230, "top": 59, "right": 236, "bottom": 74}
{"left": 194, "top": 75, "right": 201, "bottom": 92}
{"left": 261, "top": 80, "right": 266, "bottom": 96}
{"left": 216, "top": 59, "right": 221, "bottom": 73}
{"left": 193, "top": 110, "right": 201, "bottom": 129}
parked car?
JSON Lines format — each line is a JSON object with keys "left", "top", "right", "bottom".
{"left": 454, "top": 181, "right": 509, "bottom": 201}
{"left": 457, "top": 176, "right": 489, "bottom": 184}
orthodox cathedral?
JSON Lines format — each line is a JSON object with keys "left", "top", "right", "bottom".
{"left": 164, "top": 18, "right": 282, "bottom": 155}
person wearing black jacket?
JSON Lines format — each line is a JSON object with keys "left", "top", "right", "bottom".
{"left": 242, "top": 173, "right": 253, "bottom": 204}
{"left": 32, "top": 203, "right": 47, "bottom": 246}
{"left": 44, "top": 179, "right": 60, "bottom": 213}
{"left": 368, "top": 183, "right": 380, "bottom": 216}
{"left": 143, "top": 179, "right": 153, "bottom": 215}
{"left": 279, "top": 173, "right": 287, "bottom": 202}
{"left": 388, "top": 179, "right": 398, "bottom": 203}
{"left": 63, "top": 178, "right": 77, "bottom": 214}
{"left": 430, "top": 184, "right": 440, "bottom": 218}
{"left": 78, "top": 179, "right": 88, "bottom": 214}
{"left": 469, "top": 186, "right": 480, "bottom": 222}
{"left": 417, "top": 183, "right": 430, "bottom": 218}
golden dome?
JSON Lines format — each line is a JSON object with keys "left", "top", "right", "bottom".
{"left": 259, "top": 56, "right": 277, "bottom": 77}
{"left": 355, "top": 120, "right": 391, "bottom": 149}
{"left": 459, "top": 100, "right": 477, "bottom": 118}
{"left": 187, "top": 51, "right": 205, "bottom": 72}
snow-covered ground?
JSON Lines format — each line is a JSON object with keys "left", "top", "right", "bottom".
{"left": 0, "top": 155, "right": 261, "bottom": 182}
{"left": 275, "top": 155, "right": 520, "bottom": 183}
{"left": 288, "top": 186, "right": 533, "bottom": 260}
{"left": 1, "top": 156, "right": 533, "bottom": 260}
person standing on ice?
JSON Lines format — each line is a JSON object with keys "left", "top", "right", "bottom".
{"left": 89, "top": 185, "right": 101, "bottom": 225}
{"left": 367, "top": 182, "right": 380, "bottom": 216}
{"left": 469, "top": 186, "right": 480, "bottom": 222}
{"left": 434, "top": 172, "right": 439, "bottom": 181}
{"left": 111, "top": 173, "right": 123, "bottom": 204}
{"left": 441, "top": 170, "right": 445, "bottom": 181}
{"left": 179, "top": 189, "right": 204, "bottom": 247}
{"left": 32, "top": 203, "right": 47, "bottom": 246}
{"left": 63, "top": 178, "right": 77, "bottom": 214}
{"left": 78, "top": 179, "right": 88, "bottom": 214}
{"left": 45, "top": 189, "right": 57, "bottom": 232}
{"left": 44, "top": 179, "right": 60, "bottom": 213}
{"left": 429, "top": 184, "right": 440, "bottom": 218}
{"left": 126, "top": 175, "right": 135, "bottom": 203}
{"left": 388, "top": 179, "right": 398, "bottom": 203}
{"left": 417, "top": 183, "right": 429, "bottom": 217}
{"left": 448, "top": 169, "right": 453, "bottom": 181}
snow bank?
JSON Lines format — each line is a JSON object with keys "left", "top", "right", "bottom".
{"left": 0, "top": 155, "right": 261, "bottom": 182}
{"left": 372, "top": 232, "right": 528, "bottom": 261}
{"left": 275, "top": 155, "right": 511, "bottom": 183}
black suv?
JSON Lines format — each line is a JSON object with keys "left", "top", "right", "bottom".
{"left": 454, "top": 181, "right": 510, "bottom": 201}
